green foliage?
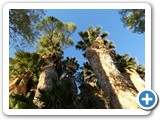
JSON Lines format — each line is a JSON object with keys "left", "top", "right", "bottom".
{"left": 103, "top": 39, "right": 115, "bottom": 49}
{"left": 36, "top": 16, "right": 76, "bottom": 57}
{"left": 37, "top": 76, "right": 77, "bottom": 109}
{"left": 119, "top": 9, "right": 145, "bottom": 33}
{"left": 33, "top": 57, "right": 80, "bottom": 109}
{"left": 103, "top": 39, "right": 116, "bottom": 57}
{"left": 76, "top": 26, "right": 102, "bottom": 52}
{"left": 78, "top": 85, "right": 107, "bottom": 109}
{"left": 74, "top": 62, "right": 109, "bottom": 109}
{"left": 76, "top": 75, "right": 107, "bottom": 109}
{"left": 36, "top": 35, "right": 62, "bottom": 56}
{"left": 9, "top": 51, "right": 44, "bottom": 83}
{"left": 136, "top": 65, "right": 145, "bottom": 80}
{"left": 88, "top": 26, "right": 101, "bottom": 41}
{"left": 62, "top": 57, "right": 80, "bottom": 75}
{"left": 76, "top": 26, "right": 114, "bottom": 58}
{"left": 115, "top": 54, "right": 137, "bottom": 73}
{"left": 9, "top": 10, "right": 144, "bottom": 109}
{"left": 59, "top": 77, "right": 78, "bottom": 108}
{"left": 100, "top": 32, "right": 109, "bottom": 38}
{"left": 9, "top": 9, "right": 45, "bottom": 49}
{"left": 9, "top": 94, "right": 37, "bottom": 109}
{"left": 82, "top": 62, "right": 96, "bottom": 83}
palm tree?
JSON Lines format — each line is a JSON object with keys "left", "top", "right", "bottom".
{"left": 114, "top": 54, "right": 137, "bottom": 73}
{"left": 76, "top": 26, "right": 139, "bottom": 109}
{"left": 34, "top": 57, "right": 79, "bottom": 109}
{"left": 115, "top": 54, "right": 145, "bottom": 92}
{"left": 33, "top": 16, "right": 77, "bottom": 108}
{"left": 76, "top": 26, "right": 102, "bottom": 58}
{"left": 59, "top": 57, "right": 79, "bottom": 108}
{"left": 62, "top": 57, "right": 79, "bottom": 76}
{"left": 82, "top": 62, "right": 96, "bottom": 87}
{"left": 9, "top": 51, "right": 45, "bottom": 96}
{"left": 9, "top": 51, "right": 44, "bottom": 79}
{"left": 119, "top": 9, "right": 145, "bottom": 34}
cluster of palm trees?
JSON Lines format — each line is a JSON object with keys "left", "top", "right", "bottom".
{"left": 9, "top": 16, "right": 145, "bottom": 109}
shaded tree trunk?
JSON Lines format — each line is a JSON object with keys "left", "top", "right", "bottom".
{"left": 33, "top": 52, "right": 78, "bottom": 109}
{"left": 123, "top": 69, "right": 145, "bottom": 92}
{"left": 86, "top": 37, "right": 139, "bottom": 109}
{"left": 33, "top": 64, "right": 59, "bottom": 108}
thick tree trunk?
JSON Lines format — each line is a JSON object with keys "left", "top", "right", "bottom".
{"left": 33, "top": 65, "right": 59, "bottom": 108}
{"left": 33, "top": 51, "right": 80, "bottom": 108}
{"left": 123, "top": 69, "right": 145, "bottom": 92}
{"left": 86, "top": 37, "right": 139, "bottom": 109}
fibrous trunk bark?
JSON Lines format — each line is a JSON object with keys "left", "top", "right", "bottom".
{"left": 86, "top": 37, "right": 139, "bottom": 109}
{"left": 33, "top": 65, "right": 58, "bottom": 108}
{"left": 124, "top": 69, "right": 145, "bottom": 92}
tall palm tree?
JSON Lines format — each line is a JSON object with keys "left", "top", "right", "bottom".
{"left": 34, "top": 57, "right": 79, "bottom": 109}
{"left": 33, "top": 16, "right": 77, "bottom": 108}
{"left": 76, "top": 26, "right": 139, "bottom": 109}
{"left": 59, "top": 57, "right": 79, "bottom": 108}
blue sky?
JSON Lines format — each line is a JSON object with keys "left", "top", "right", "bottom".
{"left": 46, "top": 9, "right": 145, "bottom": 66}
{"left": 10, "top": 9, "right": 145, "bottom": 67}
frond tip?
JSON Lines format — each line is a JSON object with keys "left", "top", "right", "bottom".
{"left": 100, "top": 32, "right": 109, "bottom": 38}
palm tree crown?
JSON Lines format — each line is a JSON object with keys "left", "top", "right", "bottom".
{"left": 9, "top": 51, "right": 44, "bottom": 83}
{"left": 114, "top": 54, "right": 137, "bottom": 73}
{"left": 36, "top": 16, "right": 76, "bottom": 57}
{"left": 76, "top": 26, "right": 115, "bottom": 57}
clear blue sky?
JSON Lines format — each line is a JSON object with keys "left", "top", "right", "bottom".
{"left": 10, "top": 9, "right": 145, "bottom": 67}
{"left": 46, "top": 9, "right": 145, "bottom": 66}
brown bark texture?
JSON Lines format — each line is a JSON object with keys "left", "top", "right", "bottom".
{"left": 86, "top": 37, "right": 139, "bottom": 109}
{"left": 33, "top": 65, "right": 58, "bottom": 108}
{"left": 124, "top": 69, "right": 145, "bottom": 92}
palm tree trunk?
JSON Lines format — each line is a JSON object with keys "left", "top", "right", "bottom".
{"left": 33, "top": 65, "right": 59, "bottom": 108}
{"left": 86, "top": 37, "right": 139, "bottom": 109}
{"left": 123, "top": 69, "right": 145, "bottom": 92}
